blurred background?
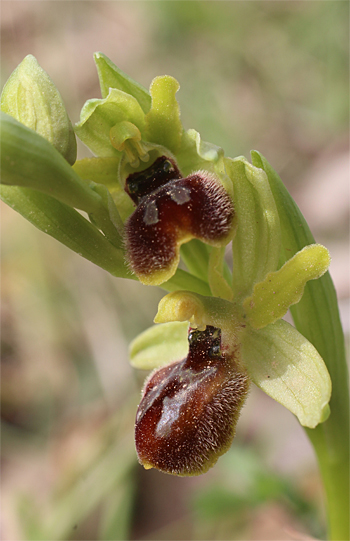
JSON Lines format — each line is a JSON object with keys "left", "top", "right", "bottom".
{"left": 1, "top": 1, "right": 349, "bottom": 540}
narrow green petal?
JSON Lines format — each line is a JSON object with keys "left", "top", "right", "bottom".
{"left": 244, "top": 244, "right": 331, "bottom": 329}
{"left": 145, "top": 75, "right": 183, "bottom": 153}
{"left": 241, "top": 320, "right": 331, "bottom": 428}
{"left": 94, "top": 52, "right": 151, "bottom": 112}
{"left": 225, "top": 157, "right": 281, "bottom": 300}
{"left": 129, "top": 321, "right": 189, "bottom": 370}
{"left": 0, "top": 185, "right": 129, "bottom": 278}
{"left": 1, "top": 55, "right": 76, "bottom": 165}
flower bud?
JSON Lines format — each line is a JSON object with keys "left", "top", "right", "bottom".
{"left": 135, "top": 325, "right": 249, "bottom": 476}
{"left": 1, "top": 55, "right": 77, "bottom": 165}
{"left": 124, "top": 157, "right": 234, "bottom": 285}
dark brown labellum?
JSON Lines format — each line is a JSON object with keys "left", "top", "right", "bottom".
{"left": 124, "top": 157, "right": 234, "bottom": 284}
{"left": 135, "top": 326, "right": 249, "bottom": 476}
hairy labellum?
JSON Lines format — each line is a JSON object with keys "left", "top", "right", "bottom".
{"left": 135, "top": 326, "right": 249, "bottom": 476}
{"left": 124, "top": 157, "right": 234, "bottom": 285}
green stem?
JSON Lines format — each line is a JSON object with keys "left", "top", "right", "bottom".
{"left": 252, "top": 151, "right": 349, "bottom": 540}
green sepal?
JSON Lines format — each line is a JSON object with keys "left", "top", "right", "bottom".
{"left": 145, "top": 75, "right": 183, "bottom": 153}
{"left": 0, "top": 185, "right": 129, "bottom": 279}
{"left": 1, "top": 113, "right": 100, "bottom": 213}
{"left": 72, "top": 157, "right": 134, "bottom": 222}
{"left": 75, "top": 88, "right": 146, "bottom": 158}
{"left": 240, "top": 319, "right": 331, "bottom": 429}
{"left": 129, "top": 321, "right": 189, "bottom": 370}
{"left": 94, "top": 52, "right": 151, "bottom": 113}
{"left": 1, "top": 54, "right": 76, "bottom": 165}
{"left": 225, "top": 156, "right": 281, "bottom": 300}
{"left": 244, "top": 244, "right": 331, "bottom": 329}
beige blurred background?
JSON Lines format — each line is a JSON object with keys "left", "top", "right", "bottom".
{"left": 1, "top": 2, "right": 349, "bottom": 540}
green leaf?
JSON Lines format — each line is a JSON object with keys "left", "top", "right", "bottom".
{"left": 244, "top": 244, "right": 331, "bottom": 329}
{"left": 225, "top": 157, "right": 281, "bottom": 300}
{"left": 1, "top": 54, "right": 76, "bottom": 165}
{"left": 0, "top": 185, "right": 129, "bottom": 279}
{"left": 129, "top": 321, "right": 189, "bottom": 370}
{"left": 94, "top": 52, "right": 151, "bottom": 113}
{"left": 145, "top": 75, "right": 183, "bottom": 152}
{"left": 1, "top": 113, "right": 100, "bottom": 212}
{"left": 240, "top": 319, "right": 331, "bottom": 428}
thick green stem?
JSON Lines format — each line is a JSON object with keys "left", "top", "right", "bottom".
{"left": 252, "top": 151, "right": 349, "bottom": 541}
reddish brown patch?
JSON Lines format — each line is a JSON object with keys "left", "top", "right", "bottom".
{"left": 135, "top": 326, "right": 249, "bottom": 476}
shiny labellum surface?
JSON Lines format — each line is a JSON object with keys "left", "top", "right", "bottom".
{"left": 125, "top": 171, "right": 234, "bottom": 284}
{"left": 125, "top": 156, "right": 181, "bottom": 205}
{"left": 135, "top": 326, "right": 249, "bottom": 476}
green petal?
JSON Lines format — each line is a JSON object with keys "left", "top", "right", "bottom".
{"left": 240, "top": 319, "right": 331, "bottom": 428}
{"left": 244, "top": 244, "right": 331, "bottom": 329}
{"left": 0, "top": 185, "right": 129, "bottom": 279}
{"left": 129, "top": 321, "right": 189, "bottom": 370}
{"left": 225, "top": 156, "right": 281, "bottom": 300}
{"left": 145, "top": 75, "right": 183, "bottom": 153}
{"left": 1, "top": 55, "right": 76, "bottom": 165}
{"left": 75, "top": 88, "right": 146, "bottom": 157}
{"left": 94, "top": 52, "right": 151, "bottom": 113}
